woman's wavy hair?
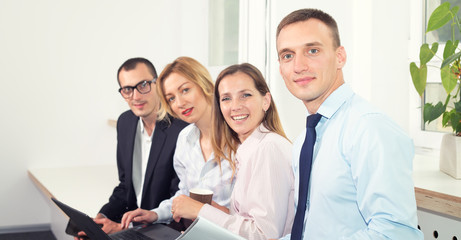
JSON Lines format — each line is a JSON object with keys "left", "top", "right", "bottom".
{"left": 211, "top": 63, "right": 288, "bottom": 174}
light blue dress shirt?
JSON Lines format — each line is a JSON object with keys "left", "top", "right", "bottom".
{"left": 152, "top": 123, "right": 234, "bottom": 223}
{"left": 281, "top": 84, "right": 423, "bottom": 239}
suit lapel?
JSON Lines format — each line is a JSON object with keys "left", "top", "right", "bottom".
{"left": 141, "top": 120, "right": 167, "bottom": 202}
{"left": 125, "top": 116, "right": 139, "bottom": 202}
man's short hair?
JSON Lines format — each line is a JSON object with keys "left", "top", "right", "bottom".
{"left": 117, "top": 58, "right": 157, "bottom": 86}
{"left": 277, "top": 8, "right": 341, "bottom": 48}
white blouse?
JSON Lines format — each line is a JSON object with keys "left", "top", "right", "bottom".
{"left": 152, "top": 123, "right": 234, "bottom": 223}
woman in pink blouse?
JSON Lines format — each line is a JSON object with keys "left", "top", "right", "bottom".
{"left": 172, "top": 63, "right": 294, "bottom": 240}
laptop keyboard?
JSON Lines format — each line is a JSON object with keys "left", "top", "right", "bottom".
{"left": 110, "top": 230, "right": 153, "bottom": 240}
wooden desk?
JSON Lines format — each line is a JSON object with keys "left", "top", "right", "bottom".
{"left": 413, "top": 153, "right": 461, "bottom": 219}
{"left": 28, "top": 153, "right": 461, "bottom": 238}
{"left": 28, "top": 165, "right": 118, "bottom": 239}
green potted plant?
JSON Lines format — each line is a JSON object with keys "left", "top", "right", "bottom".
{"left": 409, "top": 1, "right": 461, "bottom": 179}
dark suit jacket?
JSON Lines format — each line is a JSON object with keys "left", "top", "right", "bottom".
{"left": 99, "top": 110, "right": 188, "bottom": 222}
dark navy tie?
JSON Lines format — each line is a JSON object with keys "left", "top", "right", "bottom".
{"left": 291, "top": 113, "right": 322, "bottom": 240}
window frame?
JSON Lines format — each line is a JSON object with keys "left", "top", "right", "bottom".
{"left": 408, "top": 0, "right": 447, "bottom": 150}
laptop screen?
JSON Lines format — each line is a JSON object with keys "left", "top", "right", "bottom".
{"left": 51, "top": 197, "right": 181, "bottom": 240}
{"left": 51, "top": 197, "right": 112, "bottom": 240}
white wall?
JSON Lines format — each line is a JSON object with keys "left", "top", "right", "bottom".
{"left": 0, "top": 0, "right": 417, "bottom": 231}
{"left": 0, "top": 0, "right": 187, "bottom": 229}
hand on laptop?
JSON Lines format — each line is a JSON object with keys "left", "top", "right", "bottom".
{"left": 171, "top": 195, "right": 204, "bottom": 223}
{"left": 72, "top": 213, "right": 122, "bottom": 239}
{"left": 121, "top": 208, "right": 158, "bottom": 229}
{"left": 73, "top": 232, "right": 90, "bottom": 240}
{"left": 93, "top": 213, "right": 122, "bottom": 234}
{"left": 73, "top": 229, "right": 91, "bottom": 240}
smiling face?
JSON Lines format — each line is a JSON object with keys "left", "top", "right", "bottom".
{"left": 118, "top": 63, "right": 159, "bottom": 123}
{"left": 163, "top": 72, "right": 210, "bottom": 125}
{"left": 218, "top": 72, "right": 270, "bottom": 142}
{"left": 277, "top": 19, "right": 346, "bottom": 113}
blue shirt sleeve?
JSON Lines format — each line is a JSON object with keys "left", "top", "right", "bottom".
{"left": 346, "top": 113, "right": 422, "bottom": 239}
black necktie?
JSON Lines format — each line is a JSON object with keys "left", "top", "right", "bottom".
{"left": 291, "top": 113, "right": 322, "bottom": 240}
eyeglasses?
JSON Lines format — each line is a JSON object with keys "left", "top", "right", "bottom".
{"left": 118, "top": 79, "right": 156, "bottom": 99}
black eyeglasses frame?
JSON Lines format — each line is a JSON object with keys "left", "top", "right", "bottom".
{"left": 118, "top": 79, "right": 156, "bottom": 98}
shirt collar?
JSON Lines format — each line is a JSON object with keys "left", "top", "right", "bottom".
{"left": 315, "top": 83, "right": 354, "bottom": 119}
{"left": 138, "top": 119, "right": 155, "bottom": 139}
{"left": 139, "top": 119, "right": 146, "bottom": 134}
{"left": 185, "top": 123, "right": 200, "bottom": 144}
{"left": 236, "top": 123, "right": 269, "bottom": 155}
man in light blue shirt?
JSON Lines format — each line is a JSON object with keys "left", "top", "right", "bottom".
{"left": 275, "top": 8, "right": 423, "bottom": 239}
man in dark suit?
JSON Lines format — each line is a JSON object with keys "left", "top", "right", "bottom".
{"left": 88, "top": 58, "right": 188, "bottom": 234}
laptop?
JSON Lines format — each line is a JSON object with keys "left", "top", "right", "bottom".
{"left": 51, "top": 197, "right": 181, "bottom": 240}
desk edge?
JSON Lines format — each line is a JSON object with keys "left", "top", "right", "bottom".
{"left": 28, "top": 170, "right": 55, "bottom": 200}
{"left": 415, "top": 187, "right": 461, "bottom": 219}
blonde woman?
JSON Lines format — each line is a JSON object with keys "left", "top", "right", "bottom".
{"left": 121, "top": 57, "right": 233, "bottom": 229}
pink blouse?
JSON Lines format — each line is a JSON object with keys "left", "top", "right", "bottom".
{"left": 199, "top": 124, "right": 294, "bottom": 240}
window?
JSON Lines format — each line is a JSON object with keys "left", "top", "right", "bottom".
{"left": 423, "top": 82, "right": 458, "bottom": 132}
{"left": 422, "top": 0, "right": 461, "bottom": 132}
{"left": 425, "top": 0, "right": 461, "bottom": 44}
{"left": 208, "top": 0, "right": 239, "bottom": 67}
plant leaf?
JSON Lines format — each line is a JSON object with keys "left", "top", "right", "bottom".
{"left": 455, "top": 102, "right": 461, "bottom": 113}
{"left": 420, "top": 43, "right": 438, "bottom": 65}
{"left": 451, "top": 111, "right": 461, "bottom": 133}
{"left": 441, "top": 65, "right": 458, "bottom": 94}
{"left": 442, "top": 111, "right": 452, "bottom": 127}
{"left": 410, "top": 62, "right": 427, "bottom": 96}
{"left": 451, "top": 6, "right": 460, "bottom": 18}
{"left": 443, "top": 40, "right": 457, "bottom": 59}
{"left": 427, "top": 2, "right": 452, "bottom": 33}
{"left": 441, "top": 51, "right": 461, "bottom": 68}
{"left": 423, "top": 102, "right": 446, "bottom": 123}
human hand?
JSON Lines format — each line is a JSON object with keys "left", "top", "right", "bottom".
{"left": 121, "top": 208, "right": 158, "bottom": 229}
{"left": 93, "top": 214, "right": 122, "bottom": 234}
{"left": 171, "top": 195, "right": 204, "bottom": 223}
{"left": 211, "top": 201, "right": 230, "bottom": 214}
{"left": 72, "top": 214, "right": 109, "bottom": 239}
{"left": 73, "top": 235, "right": 88, "bottom": 240}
